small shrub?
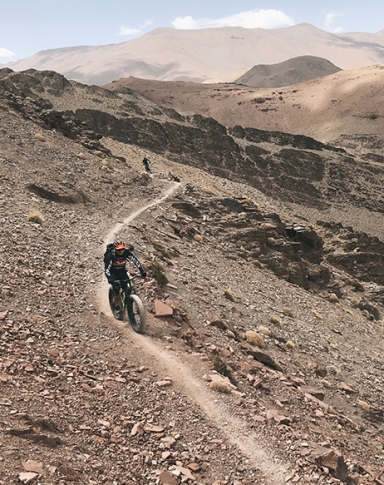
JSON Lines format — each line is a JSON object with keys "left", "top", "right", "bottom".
{"left": 226, "top": 329, "right": 236, "bottom": 339}
{"left": 286, "top": 340, "right": 295, "bottom": 350}
{"left": 148, "top": 259, "right": 168, "bottom": 287}
{"left": 258, "top": 326, "right": 271, "bottom": 336}
{"left": 361, "top": 309, "right": 375, "bottom": 321}
{"left": 260, "top": 222, "right": 276, "bottom": 230}
{"left": 270, "top": 315, "right": 282, "bottom": 327}
{"left": 328, "top": 365, "right": 342, "bottom": 376}
{"left": 101, "top": 159, "right": 113, "bottom": 172}
{"left": 358, "top": 400, "right": 370, "bottom": 412}
{"left": 283, "top": 307, "right": 294, "bottom": 318}
{"left": 34, "top": 133, "right": 46, "bottom": 142}
{"left": 211, "top": 354, "right": 236, "bottom": 385}
{"left": 345, "top": 278, "right": 364, "bottom": 292}
{"left": 210, "top": 381, "right": 231, "bottom": 394}
{"left": 28, "top": 211, "right": 44, "bottom": 224}
{"left": 246, "top": 331, "right": 265, "bottom": 348}
{"left": 224, "top": 289, "right": 236, "bottom": 302}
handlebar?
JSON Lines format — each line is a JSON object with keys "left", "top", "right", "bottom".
{"left": 109, "top": 275, "right": 141, "bottom": 284}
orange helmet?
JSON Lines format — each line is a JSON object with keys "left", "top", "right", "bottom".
{"left": 113, "top": 240, "right": 126, "bottom": 250}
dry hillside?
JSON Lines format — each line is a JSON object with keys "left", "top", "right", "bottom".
{"left": 105, "top": 65, "right": 384, "bottom": 150}
{"left": 4, "top": 24, "right": 384, "bottom": 85}
{"left": 0, "top": 68, "right": 383, "bottom": 485}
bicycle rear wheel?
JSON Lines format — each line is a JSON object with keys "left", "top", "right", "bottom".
{"left": 127, "top": 294, "right": 146, "bottom": 333}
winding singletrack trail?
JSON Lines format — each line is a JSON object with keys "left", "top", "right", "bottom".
{"left": 97, "top": 181, "right": 288, "bottom": 484}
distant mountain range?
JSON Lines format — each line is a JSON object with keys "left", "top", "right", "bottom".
{"left": 3, "top": 24, "right": 384, "bottom": 86}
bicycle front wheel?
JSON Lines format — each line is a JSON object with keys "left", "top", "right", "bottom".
{"left": 127, "top": 294, "right": 146, "bottom": 334}
{"left": 109, "top": 287, "right": 125, "bottom": 320}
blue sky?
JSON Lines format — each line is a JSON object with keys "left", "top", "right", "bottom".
{"left": 1, "top": 0, "right": 383, "bottom": 61}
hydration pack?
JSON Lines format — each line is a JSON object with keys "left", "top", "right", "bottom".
{"left": 103, "top": 243, "right": 115, "bottom": 264}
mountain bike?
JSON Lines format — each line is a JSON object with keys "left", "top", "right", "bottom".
{"left": 108, "top": 277, "right": 146, "bottom": 334}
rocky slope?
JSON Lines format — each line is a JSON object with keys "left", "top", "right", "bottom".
{"left": 0, "top": 68, "right": 383, "bottom": 485}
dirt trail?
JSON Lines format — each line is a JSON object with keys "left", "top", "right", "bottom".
{"left": 103, "top": 180, "right": 180, "bottom": 244}
{"left": 97, "top": 181, "right": 289, "bottom": 484}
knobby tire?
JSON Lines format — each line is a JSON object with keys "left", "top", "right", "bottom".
{"left": 127, "top": 294, "right": 146, "bottom": 334}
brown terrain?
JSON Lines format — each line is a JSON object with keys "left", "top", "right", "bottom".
{"left": 105, "top": 64, "right": 384, "bottom": 150}
{"left": 0, "top": 66, "right": 384, "bottom": 485}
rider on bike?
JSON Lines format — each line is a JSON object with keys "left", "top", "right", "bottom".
{"left": 104, "top": 240, "right": 147, "bottom": 308}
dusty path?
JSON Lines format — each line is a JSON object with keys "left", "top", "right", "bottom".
{"left": 97, "top": 181, "right": 288, "bottom": 484}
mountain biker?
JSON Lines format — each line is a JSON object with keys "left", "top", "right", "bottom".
{"left": 142, "top": 156, "right": 151, "bottom": 173}
{"left": 104, "top": 240, "right": 147, "bottom": 308}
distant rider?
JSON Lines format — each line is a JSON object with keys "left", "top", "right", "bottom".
{"left": 104, "top": 240, "right": 147, "bottom": 308}
{"left": 142, "top": 156, "right": 151, "bottom": 173}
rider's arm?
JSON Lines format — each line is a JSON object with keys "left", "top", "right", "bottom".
{"left": 126, "top": 252, "right": 146, "bottom": 277}
{"left": 105, "top": 255, "right": 113, "bottom": 280}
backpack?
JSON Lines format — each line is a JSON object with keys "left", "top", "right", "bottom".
{"left": 103, "top": 243, "right": 114, "bottom": 264}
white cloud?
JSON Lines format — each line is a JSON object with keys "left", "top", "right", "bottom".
{"left": 172, "top": 9, "right": 295, "bottom": 30}
{"left": 323, "top": 10, "right": 344, "bottom": 33}
{"left": 173, "top": 16, "right": 199, "bottom": 29}
{"left": 119, "top": 20, "right": 153, "bottom": 36}
{"left": 0, "top": 47, "right": 15, "bottom": 58}
{"left": 119, "top": 26, "right": 141, "bottom": 35}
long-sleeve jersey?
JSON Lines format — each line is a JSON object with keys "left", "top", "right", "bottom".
{"left": 104, "top": 249, "right": 145, "bottom": 281}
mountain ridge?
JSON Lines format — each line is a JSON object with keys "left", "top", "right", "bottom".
{"left": 4, "top": 24, "right": 384, "bottom": 85}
